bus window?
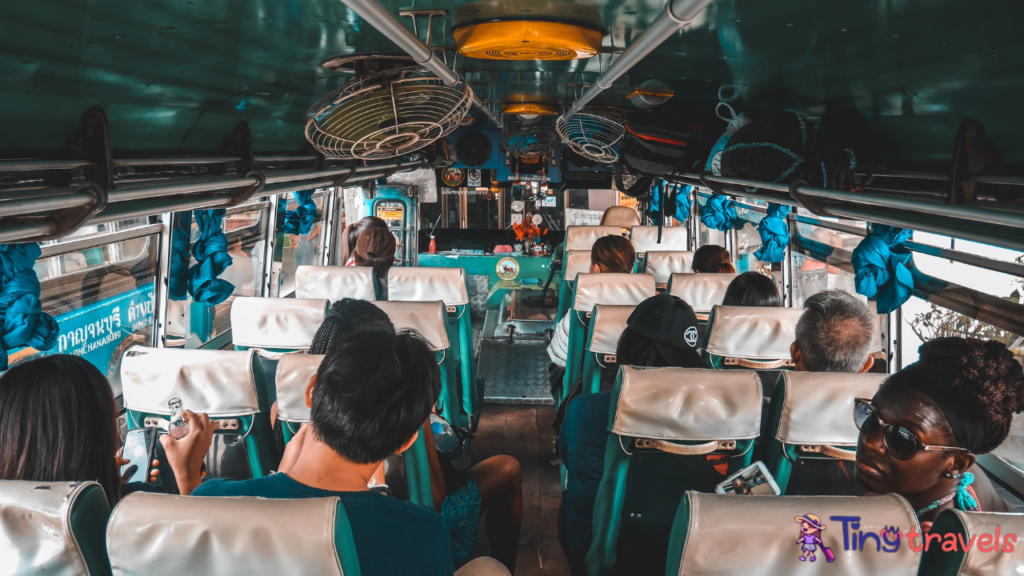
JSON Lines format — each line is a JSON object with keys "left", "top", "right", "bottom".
{"left": 273, "top": 190, "right": 327, "bottom": 297}
{"left": 791, "top": 220, "right": 863, "bottom": 308}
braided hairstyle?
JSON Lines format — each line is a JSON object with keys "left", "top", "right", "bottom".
{"left": 889, "top": 337, "right": 1024, "bottom": 454}
{"left": 309, "top": 298, "right": 394, "bottom": 354}
{"left": 692, "top": 245, "right": 736, "bottom": 274}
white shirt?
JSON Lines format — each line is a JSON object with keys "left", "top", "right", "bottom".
{"left": 547, "top": 313, "right": 572, "bottom": 368}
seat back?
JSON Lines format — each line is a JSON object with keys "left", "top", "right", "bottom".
{"left": 107, "top": 493, "right": 359, "bottom": 576}
{"left": 230, "top": 297, "right": 329, "bottom": 352}
{"left": 563, "top": 274, "right": 656, "bottom": 402}
{"left": 644, "top": 251, "right": 694, "bottom": 287}
{"left": 121, "top": 346, "right": 276, "bottom": 482}
{"left": 919, "top": 510, "right": 1024, "bottom": 575}
{"left": 565, "top": 225, "right": 621, "bottom": 251}
{"left": 388, "top": 267, "right": 478, "bottom": 429}
{"left": 667, "top": 492, "right": 921, "bottom": 576}
{"left": 703, "top": 305, "right": 803, "bottom": 371}
{"left": 629, "top": 226, "right": 688, "bottom": 254}
{"left": 295, "top": 265, "right": 377, "bottom": 301}
{"left": 0, "top": 480, "right": 111, "bottom": 576}
{"left": 587, "top": 367, "right": 762, "bottom": 576}
{"left": 556, "top": 250, "right": 593, "bottom": 323}
{"left": 581, "top": 305, "right": 635, "bottom": 394}
{"left": 763, "top": 371, "right": 888, "bottom": 495}
{"left": 601, "top": 206, "right": 640, "bottom": 228}
{"left": 667, "top": 273, "right": 739, "bottom": 317}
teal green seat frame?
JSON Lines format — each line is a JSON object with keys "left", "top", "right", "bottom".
{"left": 444, "top": 303, "right": 479, "bottom": 430}
{"left": 70, "top": 482, "right": 114, "bottom": 576}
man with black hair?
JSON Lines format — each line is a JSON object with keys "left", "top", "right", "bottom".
{"left": 192, "top": 326, "right": 457, "bottom": 576}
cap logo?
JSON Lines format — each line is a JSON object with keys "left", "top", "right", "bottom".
{"left": 684, "top": 326, "right": 699, "bottom": 347}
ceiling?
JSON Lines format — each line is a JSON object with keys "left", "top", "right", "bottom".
{"left": 2, "top": 0, "right": 1022, "bottom": 165}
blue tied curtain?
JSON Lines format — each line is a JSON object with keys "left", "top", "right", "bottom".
{"left": 188, "top": 209, "right": 235, "bottom": 305}
{"left": 753, "top": 204, "right": 791, "bottom": 263}
{"left": 0, "top": 244, "right": 58, "bottom": 368}
{"left": 282, "top": 190, "right": 317, "bottom": 235}
{"left": 851, "top": 224, "right": 914, "bottom": 314}
{"left": 168, "top": 211, "right": 191, "bottom": 301}
{"left": 700, "top": 194, "right": 741, "bottom": 231}
{"left": 650, "top": 181, "right": 690, "bottom": 225}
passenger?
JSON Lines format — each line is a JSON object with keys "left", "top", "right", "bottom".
{"left": 193, "top": 327, "right": 458, "bottom": 576}
{"left": 557, "top": 294, "right": 705, "bottom": 575}
{"left": 855, "top": 337, "right": 1023, "bottom": 531}
{"left": 548, "top": 234, "right": 636, "bottom": 382}
{"left": 691, "top": 244, "right": 736, "bottom": 274}
{"left": 341, "top": 216, "right": 388, "bottom": 266}
{"left": 722, "top": 271, "right": 782, "bottom": 307}
{"left": 0, "top": 355, "right": 213, "bottom": 503}
{"left": 791, "top": 289, "right": 875, "bottom": 373}
{"left": 352, "top": 227, "right": 397, "bottom": 299}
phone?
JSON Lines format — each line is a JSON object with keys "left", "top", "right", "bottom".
{"left": 120, "top": 428, "right": 158, "bottom": 485}
{"left": 715, "top": 461, "right": 781, "bottom": 496}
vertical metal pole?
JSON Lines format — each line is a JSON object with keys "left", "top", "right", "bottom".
{"left": 783, "top": 219, "right": 795, "bottom": 308}
{"left": 459, "top": 192, "right": 468, "bottom": 229}
{"left": 260, "top": 195, "right": 280, "bottom": 298}
{"left": 153, "top": 212, "right": 174, "bottom": 348}
{"left": 409, "top": 189, "right": 419, "bottom": 266}
{"left": 893, "top": 307, "right": 903, "bottom": 373}
{"left": 688, "top": 187, "right": 699, "bottom": 251}
{"left": 320, "top": 187, "right": 338, "bottom": 266}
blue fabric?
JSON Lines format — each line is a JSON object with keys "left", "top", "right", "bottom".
{"left": 193, "top": 474, "right": 455, "bottom": 576}
{"left": 440, "top": 476, "right": 481, "bottom": 569}
{"left": 753, "top": 204, "right": 791, "bottom": 263}
{"left": 168, "top": 212, "right": 191, "bottom": 301}
{"left": 700, "top": 194, "right": 741, "bottom": 231}
{"left": 956, "top": 472, "right": 979, "bottom": 511}
{"left": 187, "top": 209, "right": 234, "bottom": 305}
{"left": 558, "top": 391, "right": 613, "bottom": 574}
{"left": 851, "top": 224, "right": 914, "bottom": 314}
{"left": 0, "top": 244, "right": 58, "bottom": 369}
{"left": 673, "top": 185, "right": 691, "bottom": 223}
{"left": 283, "top": 190, "right": 317, "bottom": 235}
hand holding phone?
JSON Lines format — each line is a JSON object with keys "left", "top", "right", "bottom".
{"left": 119, "top": 428, "right": 158, "bottom": 485}
{"left": 715, "top": 461, "right": 781, "bottom": 496}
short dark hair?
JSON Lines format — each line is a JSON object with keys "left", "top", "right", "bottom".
{"left": 0, "top": 355, "right": 120, "bottom": 504}
{"left": 692, "top": 245, "right": 735, "bottom": 273}
{"left": 723, "top": 272, "right": 782, "bottom": 307}
{"left": 310, "top": 327, "right": 440, "bottom": 464}
{"left": 795, "top": 290, "right": 874, "bottom": 372}
{"left": 591, "top": 235, "right": 636, "bottom": 274}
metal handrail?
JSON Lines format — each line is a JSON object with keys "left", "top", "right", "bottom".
{"left": 39, "top": 224, "right": 164, "bottom": 258}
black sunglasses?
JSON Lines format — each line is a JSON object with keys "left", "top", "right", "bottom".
{"left": 853, "top": 399, "right": 969, "bottom": 461}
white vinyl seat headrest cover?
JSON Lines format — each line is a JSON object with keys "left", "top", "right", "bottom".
{"left": 645, "top": 251, "right": 694, "bottom": 284}
{"left": 107, "top": 493, "right": 345, "bottom": 576}
{"left": 372, "top": 301, "right": 451, "bottom": 352}
{"left": 677, "top": 492, "right": 920, "bottom": 576}
{"left": 387, "top": 267, "right": 468, "bottom": 306}
{"left": 668, "top": 273, "right": 739, "bottom": 313}
{"left": 121, "top": 346, "right": 259, "bottom": 417}
{"left": 0, "top": 480, "right": 97, "bottom": 575}
{"left": 601, "top": 206, "right": 641, "bottom": 228}
{"left": 946, "top": 511, "right": 1024, "bottom": 574}
{"left": 230, "top": 297, "right": 329, "bottom": 350}
{"left": 705, "top": 306, "right": 803, "bottom": 360}
{"left": 612, "top": 367, "right": 762, "bottom": 441}
{"left": 588, "top": 305, "right": 635, "bottom": 355}
{"left": 275, "top": 353, "right": 324, "bottom": 423}
{"left": 775, "top": 372, "right": 888, "bottom": 445}
{"left": 565, "top": 226, "right": 622, "bottom": 251}
{"left": 564, "top": 250, "right": 593, "bottom": 282}
{"left": 630, "top": 226, "right": 688, "bottom": 253}
{"left": 573, "top": 273, "right": 656, "bottom": 312}
{"left": 295, "top": 266, "right": 376, "bottom": 301}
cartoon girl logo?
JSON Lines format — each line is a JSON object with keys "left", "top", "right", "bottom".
{"left": 795, "top": 514, "right": 835, "bottom": 563}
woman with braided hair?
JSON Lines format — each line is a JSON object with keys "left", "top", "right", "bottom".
{"left": 855, "top": 337, "right": 1024, "bottom": 531}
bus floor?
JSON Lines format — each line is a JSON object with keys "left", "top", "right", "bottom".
{"left": 389, "top": 404, "right": 568, "bottom": 575}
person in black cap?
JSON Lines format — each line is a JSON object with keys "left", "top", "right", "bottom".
{"left": 557, "top": 294, "right": 705, "bottom": 575}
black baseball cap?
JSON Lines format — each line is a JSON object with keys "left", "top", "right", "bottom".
{"left": 626, "top": 294, "right": 704, "bottom": 368}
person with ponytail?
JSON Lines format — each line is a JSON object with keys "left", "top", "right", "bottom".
{"left": 341, "top": 217, "right": 388, "bottom": 266}
{"left": 353, "top": 228, "right": 397, "bottom": 300}
{"left": 855, "top": 337, "right": 1024, "bottom": 531}
{"left": 691, "top": 244, "right": 736, "bottom": 274}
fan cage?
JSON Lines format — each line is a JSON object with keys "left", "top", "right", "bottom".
{"left": 506, "top": 128, "right": 559, "bottom": 159}
{"left": 556, "top": 111, "right": 625, "bottom": 164}
{"left": 305, "top": 66, "right": 473, "bottom": 160}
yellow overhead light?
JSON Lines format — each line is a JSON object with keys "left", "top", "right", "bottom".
{"left": 454, "top": 21, "right": 602, "bottom": 60}
{"left": 501, "top": 103, "right": 559, "bottom": 116}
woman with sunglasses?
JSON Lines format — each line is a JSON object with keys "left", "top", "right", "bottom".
{"left": 854, "top": 337, "right": 1024, "bottom": 530}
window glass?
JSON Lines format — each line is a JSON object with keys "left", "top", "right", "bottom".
{"left": 791, "top": 221, "right": 863, "bottom": 308}
{"left": 695, "top": 194, "right": 727, "bottom": 248}
{"left": 273, "top": 191, "right": 326, "bottom": 297}
{"left": 465, "top": 191, "right": 499, "bottom": 229}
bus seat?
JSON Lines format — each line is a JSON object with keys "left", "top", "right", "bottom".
{"left": 703, "top": 305, "right": 803, "bottom": 375}
{"left": 763, "top": 371, "right": 887, "bottom": 495}
{"left": 629, "top": 226, "right": 688, "bottom": 255}
{"left": 563, "top": 273, "right": 655, "bottom": 403}
{"left": 918, "top": 510, "right": 1024, "bottom": 575}
{"left": 581, "top": 305, "right": 635, "bottom": 395}
{"left": 587, "top": 367, "right": 761, "bottom": 576}
{"left": 294, "top": 265, "right": 377, "bottom": 301}
{"left": 666, "top": 492, "right": 921, "bottom": 576}
{"left": 556, "top": 250, "right": 593, "bottom": 323}
{"left": 230, "top": 297, "right": 329, "bottom": 352}
{"left": 0, "top": 480, "right": 111, "bottom": 576}
{"left": 274, "top": 352, "right": 434, "bottom": 509}
{"left": 106, "top": 493, "right": 360, "bottom": 576}
{"left": 601, "top": 207, "right": 640, "bottom": 228}
{"left": 667, "top": 273, "right": 739, "bottom": 319}
{"left": 643, "top": 251, "right": 694, "bottom": 288}
{"left": 120, "top": 346, "right": 276, "bottom": 482}
{"left": 565, "top": 225, "right": 621, "bottom": 251}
